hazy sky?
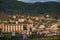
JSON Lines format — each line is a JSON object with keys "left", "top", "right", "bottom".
{"left": 18, "top": 0, "right": 60, "bottom": 3}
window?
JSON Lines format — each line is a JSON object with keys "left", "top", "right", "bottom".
{"left": 23, "top": 25, "right": 27, "bottom": 30}
{"left": 0, "top": 28, "right": 2, "bottom": 33}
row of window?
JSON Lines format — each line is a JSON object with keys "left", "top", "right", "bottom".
{"left": 3, "top": 24, "right": 32, "bottom": 32}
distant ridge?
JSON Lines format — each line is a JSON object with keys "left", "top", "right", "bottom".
{"left": 0, "top": 0, "right": 60, "bottom": 15}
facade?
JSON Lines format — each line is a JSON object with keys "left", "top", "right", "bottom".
{"left": 0, "top": 23, "right": 25, "bottom": 33}
{"left": 0, "top": 23, "right": 33, "bottom": 33}
{"left": 4, "top": 24, "right": 27, "bottom": 32}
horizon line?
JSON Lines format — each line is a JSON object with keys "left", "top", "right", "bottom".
{"left": 17, "top": 1, "right": 60, "bottom": 3}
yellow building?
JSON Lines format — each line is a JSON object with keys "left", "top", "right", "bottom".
{"left": 1, "top": 23, "right": 33, "bottom": 33}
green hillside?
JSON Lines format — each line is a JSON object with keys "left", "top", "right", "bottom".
{"left": 0, "top": 0, "right": 60, "bottom": 16}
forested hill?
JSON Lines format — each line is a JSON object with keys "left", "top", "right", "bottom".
{"left": 0, "top": 0, "right": 60, "bottom": 15}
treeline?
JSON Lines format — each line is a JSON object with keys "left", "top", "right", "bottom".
{"left": 0, "top": 0, "right": 60, "bottom": 15}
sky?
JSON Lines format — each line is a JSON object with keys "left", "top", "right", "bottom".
{"left": 17, "top": 0, "right": 60, "bottom": 3}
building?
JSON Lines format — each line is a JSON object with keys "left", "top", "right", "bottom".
{"left": 0, "top": 23, "right": 33, "bottom": 33}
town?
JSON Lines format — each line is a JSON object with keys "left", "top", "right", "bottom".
{"left": 0, "top": 0, "right": 60, "bottom": 40}
{"left": 0, "top": 14, "right": 60, "bottom": 36}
